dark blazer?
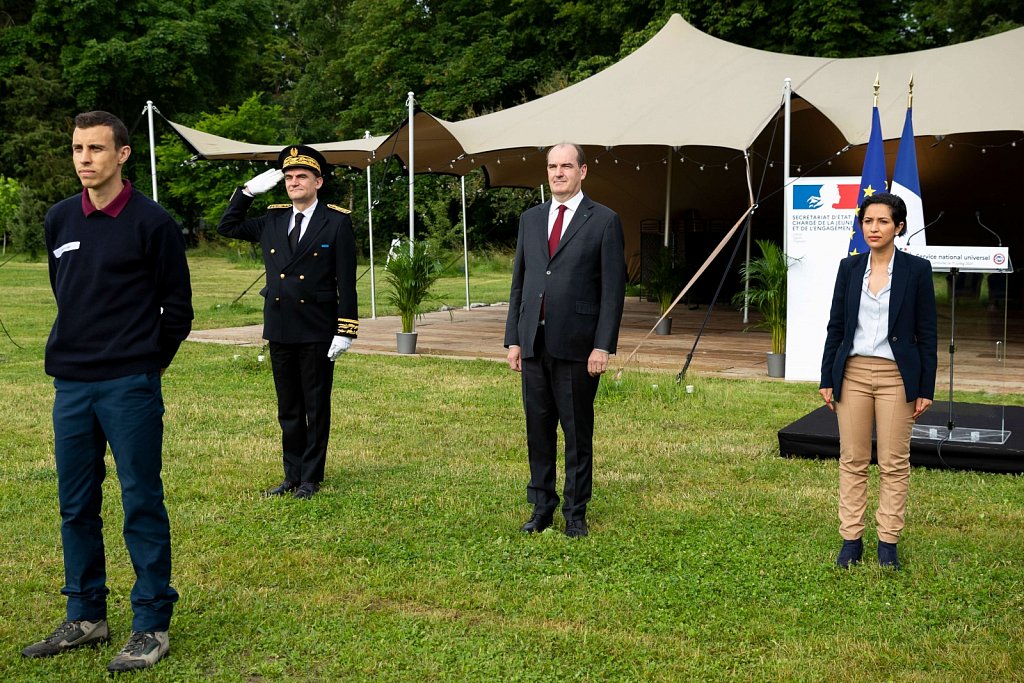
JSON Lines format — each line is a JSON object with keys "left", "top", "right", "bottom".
{"left": 218, "top": 189, "right": 358, "bottom": 344}
{"left": 820, "top": 249, "right": 937, "bottom": 402}
{"left": 504, "top": 194, "right": 626, "bottom": 361}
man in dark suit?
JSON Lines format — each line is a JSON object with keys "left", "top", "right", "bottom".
{"left": 218, "top": 145, "right": 358, "bottom": 499}
{"left": 504, "top": 143, "right": 626, "bottom": 538}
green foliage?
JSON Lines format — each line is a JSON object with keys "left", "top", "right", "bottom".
{"left": 645, "top": 248, "right": 686, "bottom": 314}
{"left": 155, "top": 95, "right": 287, "bottom": 237}
{"left": 732, "top": 239, "right": 792, "bottom": 354}
{"left": 0, "top": 175, "right": 20, "bottom": 243}
{"left": 9, "top": 185, "right": 47, "bottom": 260}
{"left": 383, "top": 238, "right": 443, "bottom": 333}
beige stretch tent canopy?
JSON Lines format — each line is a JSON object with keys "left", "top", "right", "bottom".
{"left": 170, "top": 13, "right": 1024, "bottom": 170}
{"left": 166, "top": 119, "right": 385, "bottom": 169}
{"left": 167, "top": 13, "right": 1024, "bottom": 267}
{"left": 375, "top": 13, "right": 1024, "bottom": 175}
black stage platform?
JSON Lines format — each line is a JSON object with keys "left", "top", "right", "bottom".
{"left": 778, "top": 401, "right": 1024, "bottom": 473}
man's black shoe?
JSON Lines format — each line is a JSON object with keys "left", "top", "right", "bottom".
{"left": 565, "top": 519, "right": 589, "bottom": 538}
{"left": 293, "top": 482, "right": 320, "bottom": 499}
{"left": 264, "top": 480, "right": 299, "bottom": 497}
{"left": 519, "top": 514, "right": 553, "bottom": 533}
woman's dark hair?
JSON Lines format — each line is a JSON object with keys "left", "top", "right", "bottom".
{"left": 858, "top": 192, "right": 908, "bottom": 235}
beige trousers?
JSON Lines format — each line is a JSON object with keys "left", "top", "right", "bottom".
{"left": 835, "top": 356, "right": 916, "bottom": 543}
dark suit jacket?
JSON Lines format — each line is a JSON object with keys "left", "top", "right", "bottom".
{"left": 820, "top": 249, "right": 937, "bottom": 402}
{"left": 504, "top": 194, "right": 626, "bottom": 361}
{"left": 217, "top": 189, "right": 358, "bottom": 344}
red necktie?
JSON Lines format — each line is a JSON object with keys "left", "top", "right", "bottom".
{"left": 549, "top": 204, "right": 567, "bottom": 257}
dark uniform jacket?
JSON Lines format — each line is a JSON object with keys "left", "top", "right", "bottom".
{"left": 218, "top": 189, "right": 358, "bottom": 343}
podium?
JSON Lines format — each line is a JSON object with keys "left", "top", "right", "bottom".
{"left": 902, "top": 245, "right": 1013, "bottom": 445}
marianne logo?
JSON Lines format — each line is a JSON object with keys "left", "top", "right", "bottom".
{"left": 793, "top": 183, "right": 860, "bottom": 210}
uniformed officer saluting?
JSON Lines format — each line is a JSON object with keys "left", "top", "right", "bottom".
{"left": 218, "top": 145, "right": 358, "bottom": 499}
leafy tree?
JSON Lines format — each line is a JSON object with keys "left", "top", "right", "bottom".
{"left": 0, "top": 175, "right": 20, "bottom": 248}
{"left": 155, "top": 94, "right": 288, "bottom": 238}
{"left": 10, "top": 185, "right": 47, "bottom": 260}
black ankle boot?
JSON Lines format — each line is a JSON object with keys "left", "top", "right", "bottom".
{"left": 836, "top": 538, "right": 863, "bottom": 568}
{"left": 878, "top": 541, "right": 900, "bottom": 569}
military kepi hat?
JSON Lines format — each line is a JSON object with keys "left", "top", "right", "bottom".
{"left": 279, "top": 145, "right": 327, "bottom": 177}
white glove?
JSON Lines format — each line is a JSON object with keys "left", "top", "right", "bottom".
{"left": 244, "top": 168, "right": 284, "bottom": 195}
{"left": 327, "top": 335, "right": 352, "bottom": 361}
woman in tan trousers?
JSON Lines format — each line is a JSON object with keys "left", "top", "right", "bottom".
{"left": 819, "top": 193, "right": 937, "bottom": 570}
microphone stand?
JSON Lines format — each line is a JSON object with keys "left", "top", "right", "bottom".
{"left": 946, "top": 267, "right": 957, "bottom": 433}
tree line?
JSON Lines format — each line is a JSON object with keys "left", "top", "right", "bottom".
{"left": 1, "top": 0, "right": 1020, "bottom": 258}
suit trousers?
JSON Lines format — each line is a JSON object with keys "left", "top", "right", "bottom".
{"left": 835, "top": 355, "right": 915, "bottom": 543}
{"left": 520, "top": 325, "right": 600, "bottom": 520}
{"left": 269, "top": 340, "right": 334, "bottom": 483}
{"left": 53, "top": 372, "right": 178, "bottom": 632}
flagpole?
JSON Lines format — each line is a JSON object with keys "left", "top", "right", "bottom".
{"left": 783, "top": 78, "right": 791, "bottom": 253}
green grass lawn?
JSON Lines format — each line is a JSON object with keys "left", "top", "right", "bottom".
{"left": 189, "top": 252, "right": 515, "bottom": 332}
{"left": 1, "top": 256, "right": 1023, "bottom": 681}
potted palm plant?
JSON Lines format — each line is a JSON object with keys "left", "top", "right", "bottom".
{"left": 645, "top": 249, "right": 685, "bottom": 335}
{"left": 383, "top": 238, "right": 443, "bottom": 354}
{"left": 732, "top": 239, "right": 792, "bottom": 377}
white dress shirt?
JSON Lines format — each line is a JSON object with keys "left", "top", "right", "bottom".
{"left": 850, "top": 250, "right": 896, "bottom": 361}
{"left": 547, "top": 191, "right": 584, "bottom": 241}
{"left": 288, "top": 200, "right": 317, "bottom": 242}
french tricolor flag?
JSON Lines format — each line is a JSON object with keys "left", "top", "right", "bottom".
{"left": 892, "top": 106, "right": 925, "bottom": 249}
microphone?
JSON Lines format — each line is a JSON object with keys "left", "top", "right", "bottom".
{"left": 976, "top": 211, "right": 1003, "bottom": 246}
{"left": 905, "top": 210, "right": 944, "bottom": 245}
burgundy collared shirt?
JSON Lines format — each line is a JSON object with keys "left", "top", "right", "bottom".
{"left": 81, "top": 180, "right": 133, "bottom": 218}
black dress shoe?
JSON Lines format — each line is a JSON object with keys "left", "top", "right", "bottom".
{"left": 264, "top": 480, "right": 299, "bottom": 497}
{"left": 564, "top": 519, "right": 589, "bottom": 538}
{"left": 293, "top": 482, "right": 320, "bottom": 499}
{"left": 519, "top": 513, "right": 553, "bottom": 533}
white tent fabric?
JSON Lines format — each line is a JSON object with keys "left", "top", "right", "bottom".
{"left": 168, "top": 14, "right": 1024, "bottom": 171}
{"left": 378, "top": 13, "right": 1023, "bottom": 171}
{"left": 166, "top": 120, "right": 386, "bottom": 169}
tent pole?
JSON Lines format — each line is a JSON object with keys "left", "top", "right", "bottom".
{"left": 540, "top": 184, "right": 545, "bottom": 203}
{"left": 663, "top": 145, "right": 672, "bottom": 248}
{"left": 146, "top": 101, "right": 158, "bottom": 202}
{"left": 783, "top": 78, "right": 792, "bottom": 254}
{"left": 407, "top": 91, "right": 415, "bottom": 254}
{"left": 365, "top": 131, "right": 377, "bottom": 320}
{"left": 743, "top": 149, "right": 754, "bottom": 324}
{"left": 461, "top": 175, "right": 470, "bottom": 310}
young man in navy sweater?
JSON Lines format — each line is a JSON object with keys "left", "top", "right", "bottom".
{"left": 21, "top": 111, "right": 193, "bottom": 673}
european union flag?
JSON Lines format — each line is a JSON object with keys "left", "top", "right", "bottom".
{"left": 849, "top": 106, "right": 887, "bottom": 256}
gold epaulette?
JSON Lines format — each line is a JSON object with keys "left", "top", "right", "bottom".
{"left": 327, "top": 204, "right": 351, "bottom": 214}
{"left": 337, "top": 318, "right": 359, "bottom": 337}
{"left": 267, "top": 204, "right": 291, "bottom": 210}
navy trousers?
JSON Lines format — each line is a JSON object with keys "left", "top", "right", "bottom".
{"left": 53, "top": 372, "right": 177, "bottom": 632}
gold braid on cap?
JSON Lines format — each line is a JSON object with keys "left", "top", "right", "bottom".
{"left": 282, "top": 147, "right": 321, "bottom": 174}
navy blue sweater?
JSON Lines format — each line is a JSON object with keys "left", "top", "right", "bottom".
{"left": 45, "top": 188, "right": 193, "bottom": 381}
